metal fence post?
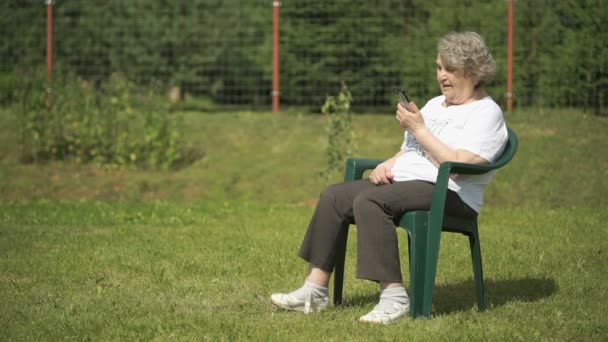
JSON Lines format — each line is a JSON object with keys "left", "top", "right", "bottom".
{"left": 507, "top": 0, "right": 514, "bottom": 112}
{"left": 272, "top": 1, "right": 281, "bottom": 113}
{"left": 46, "top": 0, "right": 54, "bottom": 82}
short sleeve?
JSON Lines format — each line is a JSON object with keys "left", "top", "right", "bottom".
{"left": 455, "top": 100, "right": 508, "bottom": 162}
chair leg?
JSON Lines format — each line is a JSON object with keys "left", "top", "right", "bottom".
{"left": 468, "top": 229, "right": 486, "bottom": 311}
{"left": 401, "top": 212, "right": 431, "bottom": 319}
{"left": 332, "top": 227, "right": 349, "bottom": 306}
{"left": 420, "top": 227, "right": 441, "bottom": 318}
{"left": 407, "top": 230, "right": 427, "bottom": 318}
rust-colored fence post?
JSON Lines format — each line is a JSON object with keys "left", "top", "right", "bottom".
{"left": 46, "top": 0, "right": 53, "bottom": 81}
{"left": 507, "top": 0, "right": 514, "bottom": 112}
{"left": 272, "top": 1, "right": 281, "bottom": 113}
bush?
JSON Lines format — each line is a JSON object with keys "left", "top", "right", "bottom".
{"left": 321, "top": 83, "right": 355, "bottom": 182}
{"left": 14, "top": 70, "right": 196, "bottom": 170}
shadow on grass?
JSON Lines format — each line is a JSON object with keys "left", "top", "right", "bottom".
{"left": 338, "top": 277, "right": 558, "bottom": 315}
{"left": 433, "top": 277, "right": 558, "bottom": 315}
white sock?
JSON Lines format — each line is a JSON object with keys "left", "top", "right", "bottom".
{"left": 375, "top": 287, "right": 409, "bottom": 313}
{"left": 289, "top": 280, "right": 329, "bottom": 301}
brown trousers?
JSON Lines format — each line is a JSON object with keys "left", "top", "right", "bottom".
{"left": 298, "top": 179, "right": 477, "bottom": 283}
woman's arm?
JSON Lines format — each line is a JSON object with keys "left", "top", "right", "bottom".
{"left": 395, "top": 102, "right": 489, "bottom": 167}
{"left": 369, "top": 150, "right": 405, "bottom": 185}
{"left": 415, "top": 128, "right": 488, "bottom": 167}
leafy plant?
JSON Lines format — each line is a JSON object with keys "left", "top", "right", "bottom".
{"left": 14, "top": 70, "right": 196, "bottom": 170}
{"left": 321, "top": 83, "right": 355, "bottom": 182}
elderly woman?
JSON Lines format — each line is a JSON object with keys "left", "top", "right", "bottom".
{"left": 271, "top": 32, "right": 508, "bottom": 324}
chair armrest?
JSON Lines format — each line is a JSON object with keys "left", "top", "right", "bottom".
{"left": 343, "top": 158, "right": 498, "bottom": 212}
{"left": 440, "top": 161, "right": 499, "bottom": 175}
{"left": 344, "top": 158, "right": 385, "bottom": 182}
{"left": 428, "top": 160, "right": 495, "bottom": 217}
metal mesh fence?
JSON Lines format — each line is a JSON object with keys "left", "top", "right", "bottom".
{"left": 1, "top": 0, "right": 606, "bottom": 114}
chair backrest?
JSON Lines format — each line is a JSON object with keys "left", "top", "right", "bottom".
{"left": 489, "top": 127, "right": 518, "bottom": 169}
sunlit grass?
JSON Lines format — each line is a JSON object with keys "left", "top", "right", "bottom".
{"left": 1, "top": 202, "right": 606, "bottom": 340}
{"left": 0, "top": 107, "right": 607, "bottom": 339}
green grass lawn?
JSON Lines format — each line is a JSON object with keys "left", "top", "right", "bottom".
{"left": 1, "top": 107, "right": 607, "bottom": 340}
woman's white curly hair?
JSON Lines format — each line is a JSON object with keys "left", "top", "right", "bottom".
{"left": 437, "top": 32, "right": 496, "bottom": 88}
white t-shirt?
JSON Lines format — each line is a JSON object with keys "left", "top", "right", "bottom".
{"left": 391, "top": 95, "right": 507, "bottom": 212}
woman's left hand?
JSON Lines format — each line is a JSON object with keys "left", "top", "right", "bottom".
{"left": 396, "top": 102, "right": 425, "bottom": 133}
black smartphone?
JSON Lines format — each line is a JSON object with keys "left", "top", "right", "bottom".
{"left": 393, "top": 87, "right": 411, "bottom": 104}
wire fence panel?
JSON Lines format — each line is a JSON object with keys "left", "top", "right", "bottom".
{"left": 1, "top": 0, "right": 606, "bottom": 114}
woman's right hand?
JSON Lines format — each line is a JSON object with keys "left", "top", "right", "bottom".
{"left": 369, "top": 163, "right": 394, "bottom": 185}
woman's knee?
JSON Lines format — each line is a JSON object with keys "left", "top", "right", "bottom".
{"left": 353, "top": 191, "right": 380, "bottom": 214}
{"left": 319, "top": 184, "right": 341, "bottom": 203}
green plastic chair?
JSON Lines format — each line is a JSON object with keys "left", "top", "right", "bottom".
{"left": 332, "top": 127, "right": 518, "bottom": 319}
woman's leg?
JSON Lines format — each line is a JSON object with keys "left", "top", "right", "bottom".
{"left": 272, "top": 179, "right": 475, "bottom": 317}
{"left": 353, "top": 179, "right": 475, "bottom": 282}
{"left": 298, "top": 179, "right": 376, "bottom": 275}
{"left": 351, "top": 181, "right": 435, "bottom": 323}
{"left": 272, "top": 180, "right": 374, "bottom": 312}
{"left": 353, "top": 180, "right": 476, "bottom": 324}
{"left": 353, "top": 180, "right": 437, "bottom": 282}
{"left": 305, "top": 266, "right": 331, "bottom": 287}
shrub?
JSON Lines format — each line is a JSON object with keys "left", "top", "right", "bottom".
{"left": 14, "top": 70, "right": 195, "bottom": 170}
{"left": 321, "top": 83, "right": 355, "bottom": 182}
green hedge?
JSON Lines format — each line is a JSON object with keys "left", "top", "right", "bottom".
{"left": 1, "top": 0, "right": 606, "bottom": 114}
{"left": 13, "top": 69, "right": 196, "bottom": 169}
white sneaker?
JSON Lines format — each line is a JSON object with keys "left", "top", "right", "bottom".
{"left": 359, "top": 302, "right": 409, "bottom": 324}
{"left": 271, "top": 292, "right": 329, "bottom": 314}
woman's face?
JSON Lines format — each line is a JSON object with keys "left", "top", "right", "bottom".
{"left": 436, "top": 55, "right": 478, "bottom": 106}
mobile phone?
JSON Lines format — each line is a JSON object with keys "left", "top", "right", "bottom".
{"left": 393, "top": 87, "right": 411, "bottom": 104}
